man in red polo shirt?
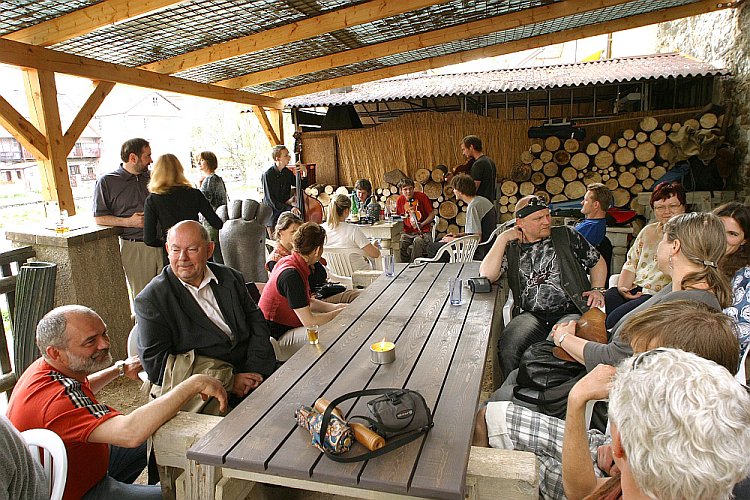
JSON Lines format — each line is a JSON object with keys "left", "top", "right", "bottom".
{"left": 8, "top": 305, "right": 227, "bottom": 499}
{"left": 396, "top": 177, "right": 436, "bottom": 262}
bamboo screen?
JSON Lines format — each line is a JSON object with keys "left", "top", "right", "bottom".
{"left": 301, "top": 108, "right": 704, "bottom": 188}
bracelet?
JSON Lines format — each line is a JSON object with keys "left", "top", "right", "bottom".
{"left": 115, "top": 360, "right": 126, "bottom": 377}
{"left": 591, "top": 287, "right": 606, "bottom": 292}
{"left": 556, "top": 333, "right": 569, "bottom": 347}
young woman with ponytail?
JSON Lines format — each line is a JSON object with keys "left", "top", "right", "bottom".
{"left": 321, "top": 194, "right": 380, "bottom": 271}
{"left": 551, "top": 212, "right": 731, "bottom": 370}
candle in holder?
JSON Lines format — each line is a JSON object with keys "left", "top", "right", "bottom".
{"left": 370, "top": 339, "right": 396, "bottom": 364}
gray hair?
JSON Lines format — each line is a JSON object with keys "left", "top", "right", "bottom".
{"left": 610, "top": 348, "right": 750, "bottom": 500}
{"left": 36, "top": 305, "right": 101, "bottom": 359}
{"left": 167, "top": 220, "right": 210, "bottom": 243}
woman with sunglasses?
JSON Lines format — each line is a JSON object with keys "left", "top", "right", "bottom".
{"left": 603, "top": 182, "right": 687, "bottom": 328}
{"left": 714, "top": 202, "right": 750, "bottom": 357}
{"left": 552, "top": 212, "right": 732, "bottom": 371}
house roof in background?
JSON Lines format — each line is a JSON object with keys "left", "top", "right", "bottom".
{"left": 284, "top": 53, "right": 728, "bottom": 107}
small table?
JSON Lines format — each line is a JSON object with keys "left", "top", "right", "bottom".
{"left": 187, "top": 262, "right": 500, "bottom": 499}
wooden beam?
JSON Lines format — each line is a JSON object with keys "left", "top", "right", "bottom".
{"left": 3, "top": 0, "right": 186, "bottom": 47}
{"left": 0, "top": 95, "right": 49, "bottom": 160}
{"left": 63, "top": 81, "right": 116, "bottom": 154}
{"left": 217, "top": 0, "right": 632, "bottom": 89}
{"left": 252, "top": 106, "right": 281, "bottom": 146}
{"left": 139, "top": 0, "right": 445, "bottom": 74}
{"left": 269, "top": 109, "right": 284, "bottom": 145}
{"left": 0, "top": 38, "right": 282, "bottom": 109}
{"left": 269, "top": 0, "right": 735, "bottom": 99}
{"left": 23, "top": 69, "right": 76, "bottom": 215}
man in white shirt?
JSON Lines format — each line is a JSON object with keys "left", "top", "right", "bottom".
{"left": 134, "top": 221, "right": 277, "bottom": 405}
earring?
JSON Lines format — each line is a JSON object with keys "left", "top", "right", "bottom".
{"left": 668, "top": 255, "right": 673, "bottom": 269}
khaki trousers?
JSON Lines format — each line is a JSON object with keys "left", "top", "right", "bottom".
{"left": 120, "top": 239, "right": 164, "bottom": 300}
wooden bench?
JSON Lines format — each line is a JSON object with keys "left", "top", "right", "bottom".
{"left": 153, "top": 412, "right": 539, "bottom": 500}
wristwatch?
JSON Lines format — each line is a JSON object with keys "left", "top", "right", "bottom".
{"left": 114, "top": 360, "right": 126, "bottom": 377}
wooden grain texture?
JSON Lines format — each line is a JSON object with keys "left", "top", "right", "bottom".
{"left": 188, "top": 265, "right": 409, "bottom": 465}
{"left": 189, "top": 263, "right": 497, "bottom": 500}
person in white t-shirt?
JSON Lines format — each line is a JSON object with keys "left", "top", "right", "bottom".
{"left": 322, "top": 194, "right": 381, "bottom": 271}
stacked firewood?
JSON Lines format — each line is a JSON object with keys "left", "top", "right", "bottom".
{"left": 498, "top": 113, "right": 723, "bottom": 216}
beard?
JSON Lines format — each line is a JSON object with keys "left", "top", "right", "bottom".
{"left": 67, "top": 349, "right": 113, "bottom": 374}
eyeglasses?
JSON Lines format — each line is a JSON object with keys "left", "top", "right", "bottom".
{"left": 631, "top": 348, "right": 668, "bottom": 370}
{"left": 653, "top": 203, "right": 683, "bottom": 213}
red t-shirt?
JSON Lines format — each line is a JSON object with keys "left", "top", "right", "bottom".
{"left": 396, "top": 191, "right": 432, "bottom": 234}
{"left": 7, "top": 358, "right": 121, "bottom": 500}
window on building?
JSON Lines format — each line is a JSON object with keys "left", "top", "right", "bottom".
{"left": 5, "top": 172, "right": 11, "bottom": 182}
{"left": 69, "top": 165, "right": 80, "bottom": 175}
{"left": 16, "top": 170, "right": 22, "bottom": 179}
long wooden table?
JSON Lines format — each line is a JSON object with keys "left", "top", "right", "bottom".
{"left": 187, "top": 262, "right": 501, "bottom": 499}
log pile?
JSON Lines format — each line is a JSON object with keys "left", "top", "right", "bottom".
{"left": 498, "top": 112, "right": 724, "bottom": 216}
{"left": 305, "top": 171, "right": 469, "bottom": 238}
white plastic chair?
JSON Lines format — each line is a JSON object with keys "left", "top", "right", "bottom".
{"left": 608, "top": 273, "right": 619, "bottom": 288}
{"left": 321, "top": 247, "right": 355, "bottom": 289}
{"left": 22, "top": 428, "right": 67, "bottom": 500}
{"left": 127, "top": 325, "right": 149, "bottom": 382}
{"left": 413, "top": 234, "right": 481, "bottom": 264}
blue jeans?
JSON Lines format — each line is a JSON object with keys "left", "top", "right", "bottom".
{"left": 82, "top": 442, "right": 162, "bottom": 499}
{"left": 498, "top": 310, "right": 580, "bottom": 380}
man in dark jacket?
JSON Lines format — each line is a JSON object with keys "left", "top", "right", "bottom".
{"left": 135, "top": 220, "right": 276, "bottom": 399}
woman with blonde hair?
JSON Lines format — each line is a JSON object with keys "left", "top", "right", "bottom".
{"left": 321, "top": 194, "right": 380, "bottom": 271}
{"left": 144, "top": 153, "right": 222, "bottom": 253}
{"left": 552, "top": 211, "right": 731, "bottom": 370}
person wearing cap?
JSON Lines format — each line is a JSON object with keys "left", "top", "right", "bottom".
{"left": 480, "top": 195, "right": 607, "bottom": 378}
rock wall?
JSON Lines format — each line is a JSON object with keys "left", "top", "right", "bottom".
{"left": 656, "top": 5, "right": 750, "bottom": 197}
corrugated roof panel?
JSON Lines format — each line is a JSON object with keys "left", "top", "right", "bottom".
{"left": 283, "top": 53, "right": 729, "bottom": 107}
{"left": 174, "top": 0, "right": 547, "bottom": 83}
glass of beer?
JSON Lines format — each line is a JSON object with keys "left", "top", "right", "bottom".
{"left": 307, "top": 325, "right": 319, "bottom": 345}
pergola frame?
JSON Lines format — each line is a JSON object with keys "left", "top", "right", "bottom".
{"left": 0, "top": 0, "right": 740, "bottom": 213}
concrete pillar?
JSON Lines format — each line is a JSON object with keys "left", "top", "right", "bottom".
{"left": 6, "top": 225, "right": 133, "bottom": 360}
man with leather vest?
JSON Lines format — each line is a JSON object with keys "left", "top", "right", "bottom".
{"left": 480, "top": 196, "right": 607, "bottom": 379}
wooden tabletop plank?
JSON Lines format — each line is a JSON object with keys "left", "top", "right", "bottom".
{"left": 408, "top": 281, "right": 501, "bottom": 499}
{"left": 188, "top": 264, "right": 409, "bottom": 465}
{"left": 355, "top": 264, "right": 484, "bottom": 498}
{"left": 220, "top": 263, "right": 445, "bottom": 473}
{"left": 302, "top": 263, "right": 460, "bottom": 490}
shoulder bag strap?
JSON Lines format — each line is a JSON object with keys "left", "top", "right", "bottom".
{"left": 319, "top": 388, "right": 432, "bottom": 463}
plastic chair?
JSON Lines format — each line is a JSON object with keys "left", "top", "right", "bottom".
{"left": 320, "top": 247, "right": 355, "bottom": 289}
{"left": 22, "top": 428, "right": 67, "bottom": 500}
{"left": 126, "top": 324, "right": 148, "bottom": 382}
{"left": 413, "top": 234, "right": 481, "bottom": 264}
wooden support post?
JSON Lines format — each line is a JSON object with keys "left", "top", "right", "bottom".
{"left": 269, "top": 108, "right": 284, "bottom": 146}
{"left": 22, "top": 68, "right": 76, "bottom": 215}
{"left": 252, "top": 106, "right": 281, "bottom": 146}
{"left": 0, "top": 94, "right": 49, "bottom": 160}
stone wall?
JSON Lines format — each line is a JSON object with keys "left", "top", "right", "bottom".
{"left": 656, "top": 5, "right": 750, "bottom": 198}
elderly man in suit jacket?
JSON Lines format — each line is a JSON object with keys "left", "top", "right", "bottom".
{"left": 135, "top": 220, "right": 276, "bottom": 402}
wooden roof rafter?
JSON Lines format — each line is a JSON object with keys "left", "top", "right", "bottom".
{"left": 138, "top": 0, "right": 447, "bottom": 74}
{"left": 215, "top": 0, "right": 635, "bottom": 90}
{"left": 0, "top": 37, "right": 282, "bottom": 109}
{"left": 3, "top": 0, "right": 187, "bottom": 47}
{"left": 269, "top": 0, "right": 736, "bottom": 100}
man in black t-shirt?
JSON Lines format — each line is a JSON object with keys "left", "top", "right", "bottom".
{"left": 460, "top": 135, "right": 497, "bottom": 203}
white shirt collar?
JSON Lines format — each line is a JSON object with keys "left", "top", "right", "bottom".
{"left": 179, "top": 265, "right": 218, "bottom": 292}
